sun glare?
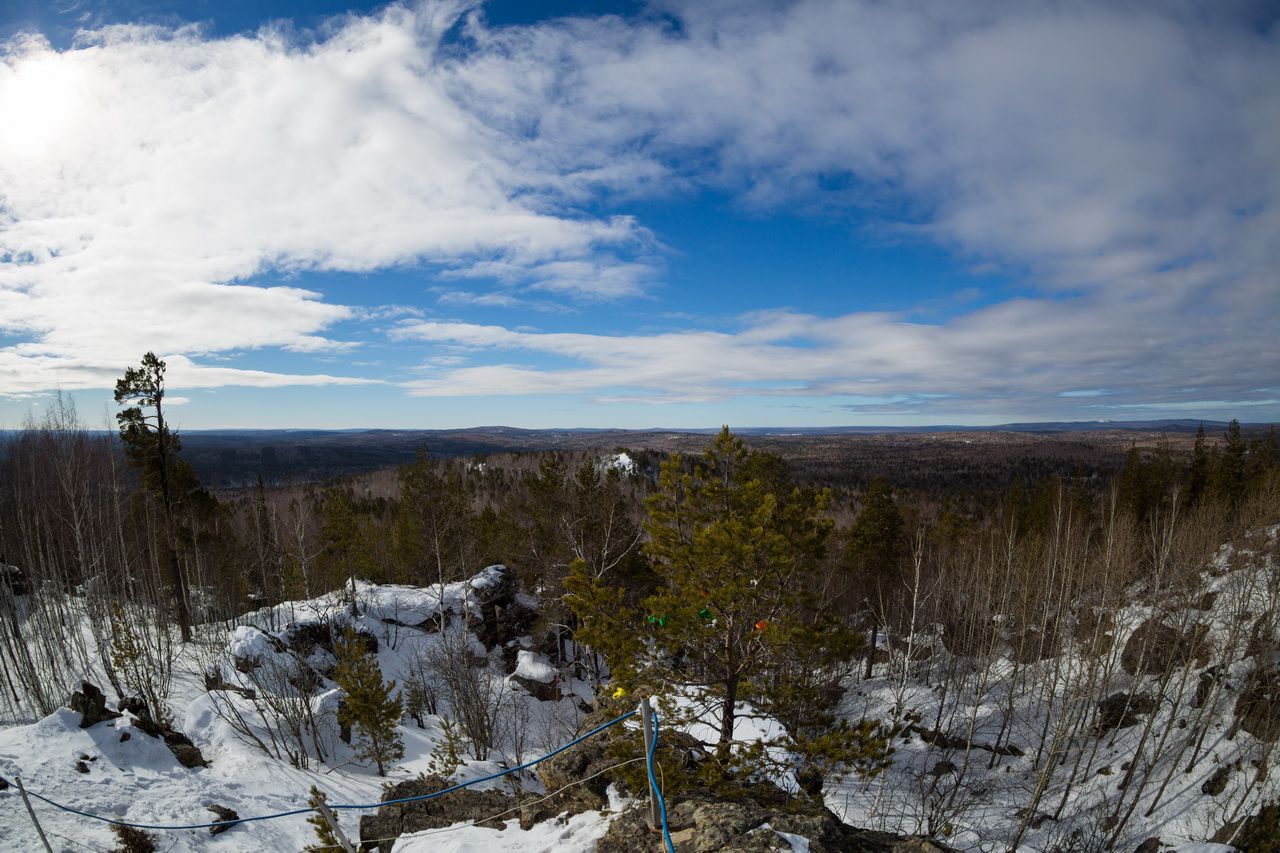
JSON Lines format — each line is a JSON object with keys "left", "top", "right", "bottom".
{"left": 0, "top": 49, "right": 83, "bottom": 158}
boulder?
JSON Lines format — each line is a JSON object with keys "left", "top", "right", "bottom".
{"left": 67, "top": 682, "right": 122, "bottom": 728}
{"left": 207, "top": 804, "right": 240, "bottom": 835}
{"left": 1214, "top": 802, "right": 1280, "bottom": 847}
{"left": 358, "top": 775, "right": 515, "bottom": 853}
{"left": 1121, "top": 620, "right": 1208, "bottom": 676}
{"left": 1096, "top": 693, "right": 1156, "bottom": 732}
{"left": 1235, "top": 663, "right": 1280, "bottom": 742}
{"left": 286, "top": 619, "right": 379, "bottom": 657}
{"left": 168, "top": 741, "right": 210, "bottom": 769}
{"left": 118, "top": 696, "right": 161, "bottom": 737}
{"left": 1201, "top": 764, "right": 1233, "bottom": 796}
{"left": 597, "top": 797, "right": 951, "bottom": 853}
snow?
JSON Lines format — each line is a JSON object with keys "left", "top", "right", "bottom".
{"left": 756, "top": 823, "right": 811, "bottom": 852}
{"left": 514, "top": 651, "right": 556, "bottom": 683}
{"left": 0, "top": 565, "right": 603, "bottom": 853}
{"left": 599, "top": 452, "right": 636, "bottom": 475}
{"left": 4, "top": 530, "right": 1277, "bottom": 852}
{"left": 391, "top": 810, "right": 614, "bottom": 853}
{"left": 823, "top": 530, "right": 1280, "bottom": 852}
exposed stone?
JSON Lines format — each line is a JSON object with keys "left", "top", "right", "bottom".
{"left": 74, "top": 760, "right": 89, "bottom": 774}
{"left": 1214, "top": 802, "right": 1280, "bottom": 847}
{"left": 203, "top": 667, "right": 257, "bottom": 700}
{"left": 119, "top": 732, "right": 131, "bottom": 743}
{"left": 168, "top": 741, "right": 210, "bottom": 769}
{"left": 67, "top": 682, "right": 122, "bottom": 728}
{"left": 358, "top": 775, "right": 515, "bottom": 853}
{"left": 928, "top": 761, "right": 958, "bottom": 777}
{"left": 1235, "top": 663, "right": 1280, "bottom": 742}
{"left": 469, "top": 568, "right": 538, "bottom": 650}
{"left": 1121, "top": 620, "right": 1208, "bottom": 676}
{"left": 1096, "top": 692, "right": 1157, "bottom": 732}
{"left": 207, "top": 804, "right": 240, "bottom": 835}
{"left": 1134, "top": 837, "right": 1160, "bottom": 853}
{"left": 118, "top": 696, "right": 161, "bottom": 736}
{"left": 0, "top": 775, "right": 9, "bottom": 791}
{"left": 532, "top": 728, "right": 618, "bottom": 817}
{"left": 906, "top": 724, "right": 1023, "bottom": 757}
{"left": 1011, "top": 622, "right": 1060, "bottom": 664}
{"left": 1195, "top": 666, "right": 1226, "bottom": 708}
{"left": 596, "top": 797, "right": 951, "bottom": 853}
{"left": 511, "top": 674, "right": 560, "bottom": 703}
{"left": 1201, "top": 764, "right": 1233, "bottom": 796}
{"left": 1194, "top": 590, "right": 1219, "bottom": 611}
{"left": 1074, "top": 608, "right": 1116, "bottom": 657}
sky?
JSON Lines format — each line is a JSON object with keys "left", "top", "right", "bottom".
{"left": 0, "top": 0, "right": 1277, "bottom": 430}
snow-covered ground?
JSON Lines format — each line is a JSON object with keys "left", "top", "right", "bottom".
{"left": 2, "top": 529, "right": 1277, "bottom": 852}
{"left": 827, "top": 528, "right": 1280, "bottom": 852}
{"left": 0, "top": 569, "right": 622, "bottom": 852}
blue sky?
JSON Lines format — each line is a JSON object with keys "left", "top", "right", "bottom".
{"left": 1, "top": 1, "right": 1277, "bottom": 429}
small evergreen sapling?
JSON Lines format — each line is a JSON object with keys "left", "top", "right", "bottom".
{"left": 304, "top": 786, "right": 342, "bottom": 852}
{"left": 333, "top": 629, "right": 404, "bottom": 776}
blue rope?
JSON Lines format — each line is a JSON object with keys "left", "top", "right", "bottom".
{"left": 644, "top": 704, "right": 676, "bottom": 853}
{"left": 331, "top": 709, "right": 636, "bottom": 809}
{"left": 17, "top": 788, "right": 315, "bottom": 830}
{"left": 6, "top": 709, "right": 636, "bottom": 831}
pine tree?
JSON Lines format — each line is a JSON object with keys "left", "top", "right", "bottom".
{"left": 316, "top": 487, "right": 374, "bottom": 596}
{"left": 1185, "top": 424, "right": 1210, "bottom": 508}
{"left": 114, "top": 352, "right": 193, "bottom": 642}
{"left": 634, "top": 426, "right": 879, "bottom": 780}
{"left": 393, "top": 450, "right": 476, "bottom": 593}
{"left": 1214, "top": 419, "right": 1248, "bottom": 512}
{"left": 304, "top": 786, "right": 342, "bottom": 852}
{"left": 845, "top": 476, "right": 904, "bottom": 678}
{"left": 1115, "top": 445, "right": 1150, "bottom": 520}
{"left": 334, "top": 629, "right": 403, "bottom": 776}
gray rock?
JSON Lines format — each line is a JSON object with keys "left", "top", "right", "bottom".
{"left": 358, "top": 775, "right": 515, "bottom": 853}
{"left": 1096, "top": 692, "right": 1156, "bottom": 732}
{"left": 168, "top": 741, "right": 209, "bottom": 769}
{"left": 1201, "top": 764, "right": 1233, "bottom": 796}
{"left": 596, "top": 796, "right": 951, "bottom": 853}
{"left": 67, "top": 682, "right": 122, "bottom": 728}
{"left": 1235, "top": 664, "right": 1280, "bottom": 741}
{"left": 207, "top": 804, "right": 240, "bottom": 835}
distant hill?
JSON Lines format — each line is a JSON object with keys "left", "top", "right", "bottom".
{"left": 159, "top": 419, "right": 1272, "bottom": 489}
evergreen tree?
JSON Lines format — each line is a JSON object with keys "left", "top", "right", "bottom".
{"left": 114, "top": 352, "right": 194, "bottom": 641}
{"left": 316, "top": 487, "right": 374, "bottom": 595}
{"left": 1115, "top": 445, "right": 1149, "bottom": 521}
{"left": 1185, "top": 424, "right": 1210, "bottom": 508}
{"left": 304, "top": 786, "right": 342, "bottom": 852}
{"left": 1214, "top": 419, "right": 1247, "bottom": 512}
{"left": 845, "top": 476, "right": 904, "bottom": 678}
{"left": 334, "top": 629, "right": 403, "bottom": 776}
{"left": 628, "top": 426, "right": 879, "bottom": 781}
{"left": 393, "top": 450, "right": 477, "bottom": 592}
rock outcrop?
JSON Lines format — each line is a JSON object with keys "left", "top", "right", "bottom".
{"left": 358, "top": 774, "right": 515, "bottom": 853}
{"left": 597, "top": 797, "right": 952, "bottom": 853}
{"left": 68, "top": 682, "right": 122, "bottom": 728}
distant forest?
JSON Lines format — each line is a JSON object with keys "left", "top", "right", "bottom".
{"left": 2, "top": 357, "right": 1280, "bottom": 847}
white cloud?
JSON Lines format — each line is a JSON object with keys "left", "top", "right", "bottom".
{"left": 2, "top": 1, "right": 1277, "bottom": 415}
{"left": 393, "top": 291, "right": 1279, "bottom": 417}
{"left": 0, "top": 3, "right": 656, "bottom": 394}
